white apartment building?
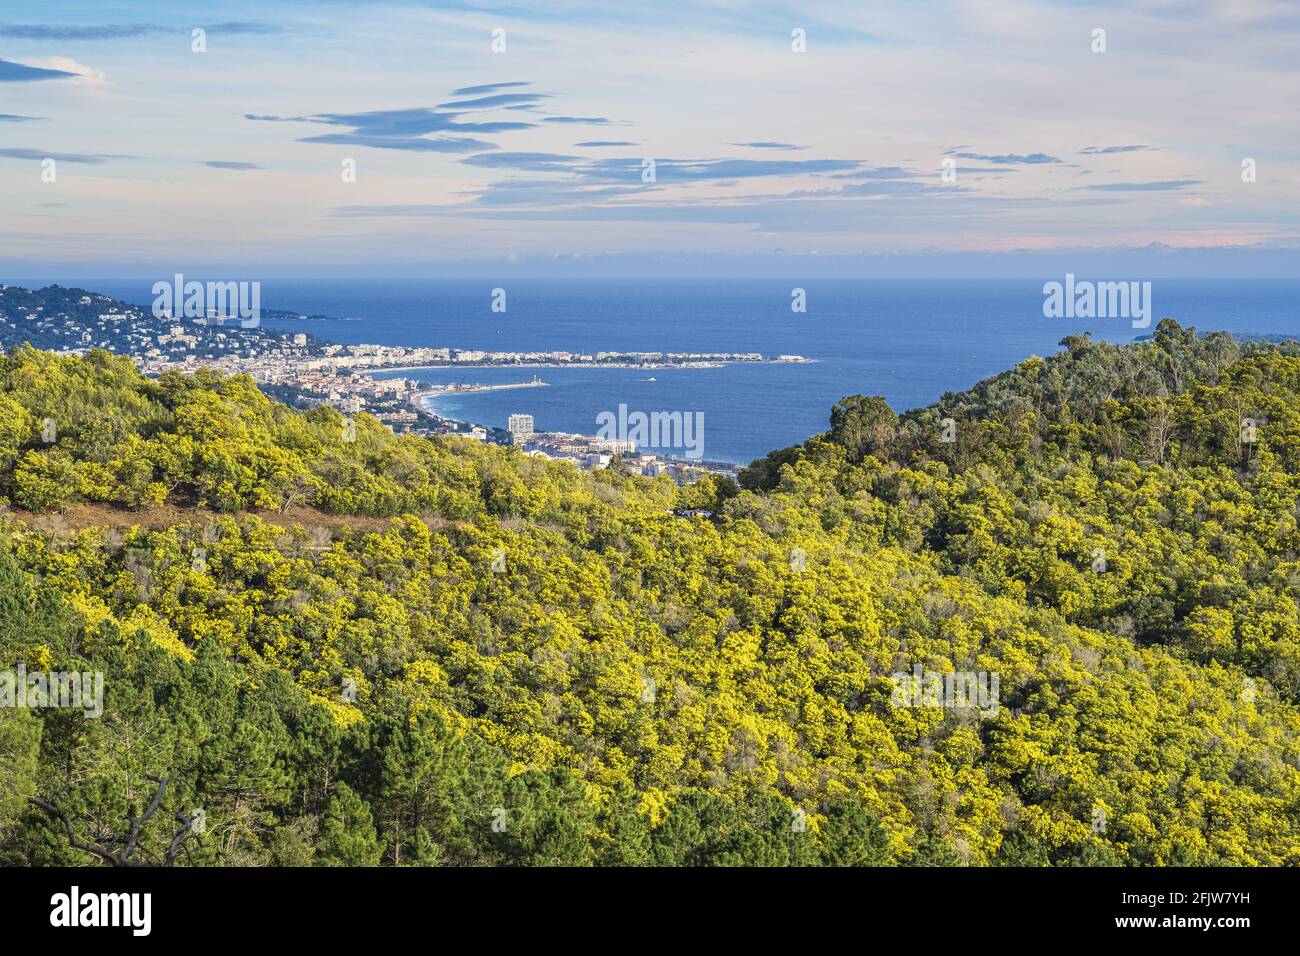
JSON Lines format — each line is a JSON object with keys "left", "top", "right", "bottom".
{"left": 507, "top": 414, "right": 535, "bottom": 444}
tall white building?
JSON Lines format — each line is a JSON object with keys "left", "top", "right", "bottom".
{"left": 507, "top": 414, "right": 535, "bottom": 444}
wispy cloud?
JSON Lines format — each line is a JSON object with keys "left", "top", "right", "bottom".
{"left": 462, "top": 151, "right": 578, "bottom": 173}
{"left": 438, "top": 92, "right": 548, "bottom": 110}
{"left": 0, "top": 147, "right": 130, "bottom": 163}
{"left": 0, "top": 57, "right": 76, "bottom": 82}
{"left": 247, "top": 88, "right": 541, "bottom": 152}
{"left": 0, "top": 113, "right": 43, "bottom": 122}
{"left": 542, "top": 115, "right": 619, "bottom": 125}
{"left": 299, "top": 132, "right": 496, "bottom": 153}
{"left": 205, "top": 22, "right": 281, "bottom": 36}
{"left": 242, "top": 114, "right": 312, "bottom": 123}
{"left": 0, "top": 23, "right": 158, "bottom": 40}
{"left": 731, "top": 142, "right": 806, "bottom": 150}
{"left": 1081, "top": 179, "right": 1201, "bottom": 191}
{"left": 307, "top": 104, "right": 528, "bottom": 136}
{"left": 0, "top": 21, "right": 279, "bottom": 40}
{"left": 950, "top": 151, "right": 1061, "bottom": 165}
{"left": 460, "top": 153, "right": 864, "bottom": 184}
{"left": 203, "top": 161, "right": 263, "bottom": 170}
{"left": 795, "top": 179, "right": 951, "bottom": 198}
{"left": 1079, "top": 145, "right": 1159, "bottom": 155}
{"left": 833, "top": 165, "right": 920, "bottom": 180}
{"left": 407, "top": 152, "right": 904, "bottom": 225}
{"left": 450, "top": 81, "right": 532, "bottom": 96}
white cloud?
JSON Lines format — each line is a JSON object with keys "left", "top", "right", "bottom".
{"left": 27, "top": 57, "right": 107, "bottom": 85}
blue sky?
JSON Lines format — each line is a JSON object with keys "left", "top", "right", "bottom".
{"left": 1, "top": 0, "right": 1298, "bottom": 276}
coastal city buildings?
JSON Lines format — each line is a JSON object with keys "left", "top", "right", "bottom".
{"left": 0, "top": 284, "right": 760, "bottom": 482}
{"left": 506, "top": 427, "right": 737, "bottom": 482}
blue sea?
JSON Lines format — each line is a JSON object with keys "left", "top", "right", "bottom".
{"left": 22, "top": 278, "right": 1300, "bottom": 464}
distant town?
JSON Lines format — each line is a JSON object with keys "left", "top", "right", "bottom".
{"left": 0, "top": 284, "right": 812, "bottom": 480}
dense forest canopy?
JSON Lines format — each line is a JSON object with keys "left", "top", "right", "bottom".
{"left": 2, "top": 319, "right": 1299, "bottom": 866}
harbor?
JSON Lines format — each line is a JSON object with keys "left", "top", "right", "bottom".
{"left": 414, "top": 375, "right": 549, "bottom": 401}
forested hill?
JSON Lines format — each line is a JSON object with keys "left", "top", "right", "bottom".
{"left": 2, "top": 319, "right": 1299, "bottom": 866}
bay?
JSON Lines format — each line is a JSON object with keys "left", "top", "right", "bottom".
{"left": 28, "top": 277, "right": 1300, "bottom": 464}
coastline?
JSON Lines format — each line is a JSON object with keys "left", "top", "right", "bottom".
{"left": 412, "top": 391, "right": 745, "bottom": 472}
{"left": 415, "top": 379, "right": 549, "bottom": 398}
{"left": 368, "top": 359, "right": 818, "bottom": 374}
{"left": 413, "top": 377, "right": 549, "bottom": 414}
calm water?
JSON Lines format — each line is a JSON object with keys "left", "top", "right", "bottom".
{"left": 23, "top": 278, "right": 1300, "bottom": 464}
